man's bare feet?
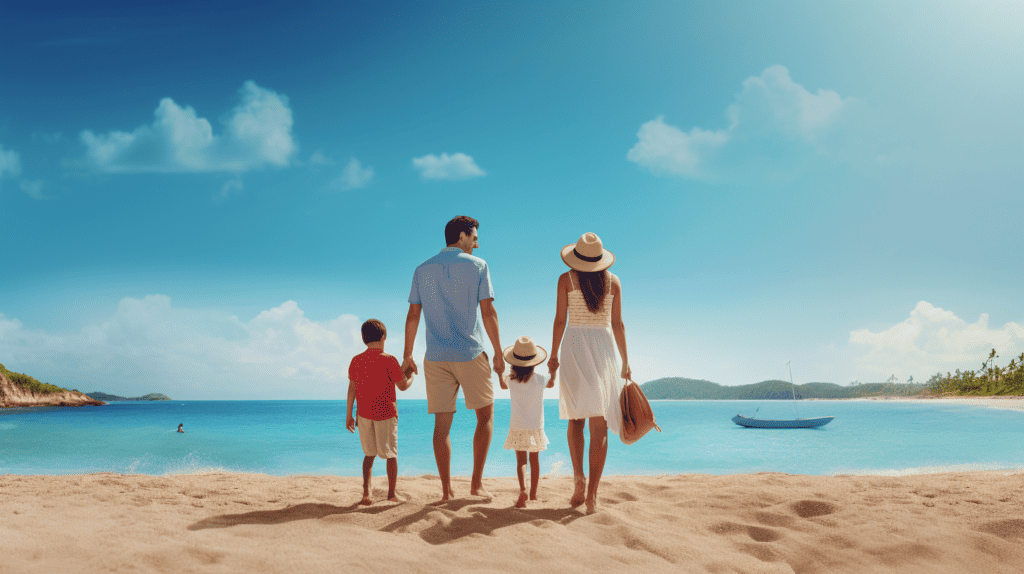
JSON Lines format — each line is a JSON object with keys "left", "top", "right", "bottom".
{"left": 387, "top": 493, "right": 406, "bottom": 503}
{"left": 529, "top": 493, "right": 539, "bottom": 501}
{"left": 514, "top": 491, "right": 528, "bottom": 508}
{"left": 359, "top": 494, "right": 373, "bottom": 506}
{"left": 570, "top": 475, "right": 586, "bottom": 507}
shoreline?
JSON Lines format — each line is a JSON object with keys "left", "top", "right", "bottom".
{"left": 3, "top": 471, "right": 1023, "bottom": 573}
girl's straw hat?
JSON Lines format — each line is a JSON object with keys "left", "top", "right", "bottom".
{"left": 503, "top": 336, "right": 548, "bottom": 367}
{"left": 561, "top": 232, "right": 615, "bottom": 272}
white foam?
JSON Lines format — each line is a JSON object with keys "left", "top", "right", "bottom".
{"left": 828, "top": 462, "right": 1024, "bottom": 477}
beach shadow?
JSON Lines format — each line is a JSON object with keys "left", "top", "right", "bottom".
{"left": 188, "top": 502, "right": 393, "bottom": 530}
{"left": 380, "top": 505, "right": 581, "bottom": 545}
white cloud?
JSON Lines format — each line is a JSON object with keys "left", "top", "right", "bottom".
{"left": 19, "top": 179, "right": 45, "bottom": 200}
{"left": 412, "top": 152, "right": 486, "bottom": 180}
{"left": 0, "top": 144, "right": 22, "bottom": 181}
{"left": 213, "top": 177, "right": 243, "bottom": 203}
{"left": 328, "top": 158, "right": 375, "bottom": 191}
{"left": 79, "top": 81, "right": 296, "bottom": 173}
{"left": 849, "top": 301, "right": 1024, "bottom": 379}
{"left": 628, "top": 65, "right": 870, "bottom": 180}
{"left": 625, "top": 118, "right": 728, "bottom": 179}
{"left": 308, "top": 150, "right": 333, "bottom": 165}
{"left": 0, "top": 298, "right": 364, "bottom": 399}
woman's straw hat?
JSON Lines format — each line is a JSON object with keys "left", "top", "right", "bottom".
{"left": 561, "top": 232, "right": 615, "bottom": 272}
{"left": 503, "top": 336, "right": 548, "bottom": 367}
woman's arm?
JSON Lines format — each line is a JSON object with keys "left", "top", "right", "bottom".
{"left": 547, "top": 273, "right": 569, "bottom": 375}
{"left": 610, "top": 273, "right": 631, "bottom": 379}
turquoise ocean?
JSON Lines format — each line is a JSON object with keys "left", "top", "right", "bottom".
{"left": 2, "top": 399, "right": 1023, "bottom": 477}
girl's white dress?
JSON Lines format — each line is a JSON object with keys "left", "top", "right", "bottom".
{"left": 504, "top": 372, "right": 550, "bottom": 452}
{"left": 557, "top": 271, "right": 624, "bottom": 434}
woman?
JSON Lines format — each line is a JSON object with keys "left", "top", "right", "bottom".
{"left": 548, "top": 232, "right": 630, "bottom": 514}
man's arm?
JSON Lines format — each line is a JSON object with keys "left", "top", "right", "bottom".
{"left": 403, "top": 303, "right": 422, "bottom": 375}
{"left": 479, "top": 298, "right": 504, "bottom": 375}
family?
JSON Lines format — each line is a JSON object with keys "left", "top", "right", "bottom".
{"left": 345, "top": 216, "right": 629, "bottom": 514}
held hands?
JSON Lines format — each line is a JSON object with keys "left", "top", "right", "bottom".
{"left": 345, "top": 414, "right": 356, "bottom": 433}
{"left": 492, "top": 353, "right": 505, "bottom": 376}
{"left": 547, "top": 355, "right": 559, "bottom": 375}
{"left": 401, "top": 357, "right": 419, "bottom": 377}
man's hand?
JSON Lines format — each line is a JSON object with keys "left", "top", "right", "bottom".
{"left": 492, "top": 353, "right": 505, "bottom": 376}
{"left": 402, "top": 356, "right": 418, "bottom": 376}
{"left": 346, "top": 414, "right": 356, "bottom": 433}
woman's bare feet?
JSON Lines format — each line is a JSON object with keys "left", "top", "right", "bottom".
{"left": 387, "top": 493, "right": 406, "bottom": 503}
{"left": 359, "top": 494, "right": 373, "bottom": 506}
{"left": 570, "top": 475, "right": 587, "bottom": 507}
{"left": 470, "top": 487, "right": 493, "bottom": 500}
{"left": 585, "top": 496, "right": 598, "bottom": 515}
{"left": 515, "top": 490, "right": 528, "bottom": 508}
{"left": 428, "top": 487, "right": 455, "bottom": 506}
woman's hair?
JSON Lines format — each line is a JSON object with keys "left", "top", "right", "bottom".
{"left": 509, "top": 365, "right": 535, "bottom": 382}
{"left": 576, "top": 270, "right": 608, "bottom": 313}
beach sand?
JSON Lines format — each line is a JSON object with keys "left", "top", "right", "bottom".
{"left": 3, "top": 471, "right": 1024, "bottom": 573}
{"left": 845, "top": 395, "right": 1024, "bottom": 413}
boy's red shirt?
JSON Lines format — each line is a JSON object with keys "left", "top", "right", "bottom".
{"left": 348, "top": 348, "right": 404, "bottom": 420}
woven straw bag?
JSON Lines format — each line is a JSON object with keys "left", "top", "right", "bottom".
{"left": 619, "top": 378, "right": 662, "bottom": 445}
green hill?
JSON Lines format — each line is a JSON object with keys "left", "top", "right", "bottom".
{"left": 0, "top": 363, "right": 70, "bottom": 394}
{"left": 640, "top": 377, "right": 926, "bottom": 400}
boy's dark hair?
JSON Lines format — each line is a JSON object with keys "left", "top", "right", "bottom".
{"left": 361, "top": 319, "right": 387, "bottom": 344}
{"left": 445, "top": 215, "right": 479, "bottom": 246}
{"left": 510, "top": 365, "right": 535, "bottom": 382}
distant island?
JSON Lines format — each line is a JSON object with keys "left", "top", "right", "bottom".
{"left": 84, "top": 392, "right": 172, "bottom": 402}
{"left": 1, "top": 362, "right": 171, "bottom": 408}
{"left": 640, "top": 377, "right": 926, "bottom": 400}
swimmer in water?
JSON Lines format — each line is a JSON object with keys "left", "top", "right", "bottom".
{"left": 177, "top": 423, "right": 184, "bottom": 433}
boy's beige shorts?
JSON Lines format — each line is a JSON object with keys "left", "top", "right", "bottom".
{"left": 357, "top": 416, "right": 397, "bottom": 459}
{"left": 423, "top": 351, "right": 494, "bottom": 413}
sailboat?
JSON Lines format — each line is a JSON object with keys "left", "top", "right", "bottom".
{"left": 732, "top": 362, "right": 835, "bottom": 429}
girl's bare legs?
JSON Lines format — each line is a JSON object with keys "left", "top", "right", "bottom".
{"left": 529, "top": 451, "right": 540, "bottom": 500}
{"left": 585, "top": 416, "right": 608, "bottom": 514}
{"left": 567, "top": 419, "right": 587, "bottom": 507}
{"left": 515, "top": 450, "right": 528, "bottom": 508}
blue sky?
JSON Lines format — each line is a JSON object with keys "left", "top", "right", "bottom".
{"left": 1, "top": 0, "right": 1022, "bottom": 400}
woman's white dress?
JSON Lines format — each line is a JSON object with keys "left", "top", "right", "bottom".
{"left": 504, "top": 372, "right": 550, "bottom": 452}
{"left": 557, "top": 271, "right": 623, "bottom": 434}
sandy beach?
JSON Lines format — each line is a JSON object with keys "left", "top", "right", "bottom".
{"left": 843, "top": 395, "right": 1024, "bottom": 413}
{"left": 3, "top": 470, "right": 1024, "bottom": 574}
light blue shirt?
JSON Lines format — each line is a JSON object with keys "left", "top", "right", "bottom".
{"left": 409, "top": 247, "right": 494, "bottom": 362}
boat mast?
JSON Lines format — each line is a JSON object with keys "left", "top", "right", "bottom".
{"left": 787, "top": 361, "right": 796, "bottom": 400}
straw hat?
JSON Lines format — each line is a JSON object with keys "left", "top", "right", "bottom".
{"left": 561, "top": 232, "right": 615, "bottom": 272}
{"left": 503, "top": 336, "right": 548, "bottom": 367}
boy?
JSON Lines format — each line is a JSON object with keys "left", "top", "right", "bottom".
{"left": 346, "top": 319, "right": 413, "bottom": 505}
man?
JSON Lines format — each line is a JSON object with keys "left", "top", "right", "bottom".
{"left": 403, "top": 215, "right": 504, "bottom": 504}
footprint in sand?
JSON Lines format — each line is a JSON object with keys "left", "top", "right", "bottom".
{"left": 790, "top": 500, "right": 838, "bottom": 519}
{"left": 978, "top": 518, "right": 1024, "bottom": 540}
{"left": 709, "top": 521, "right": 784, "bottom": 543}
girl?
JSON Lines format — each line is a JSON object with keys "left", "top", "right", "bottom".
{"left": 500, "top": 336, "right": 555, "bottom": 508}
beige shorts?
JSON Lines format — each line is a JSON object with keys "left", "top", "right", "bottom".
{"left": 423, "top": 352, "right": 494, "bottom": 413}
{"left": 357, "top": 416, "right": 397, "bottom": 459}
